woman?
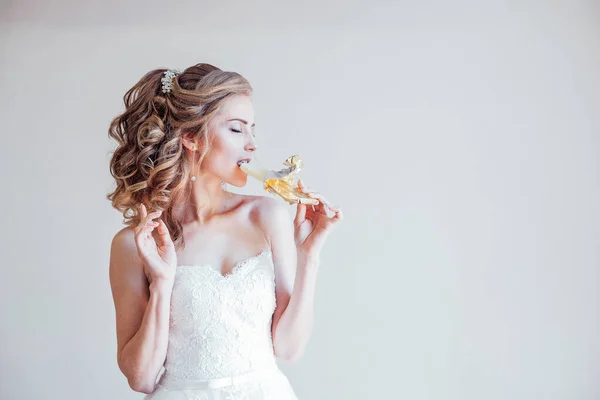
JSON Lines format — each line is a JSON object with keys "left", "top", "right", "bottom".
{"left": 107, "top": 63, "right": 343, "bottom": 399}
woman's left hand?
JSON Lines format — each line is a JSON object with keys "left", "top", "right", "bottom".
{"left": 293, "top": 179, "right": 343, "bottom": 259}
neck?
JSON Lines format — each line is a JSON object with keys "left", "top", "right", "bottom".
{"left": 177, "top": 176, "right": 232, "bottom": 224}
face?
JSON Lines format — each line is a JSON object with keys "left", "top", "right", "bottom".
{"left": 198, "top": 95, "right": 257, "bottom": 187}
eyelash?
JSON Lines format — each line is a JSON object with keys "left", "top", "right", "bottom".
{"left": 231, "top": 128, "right": 256, "bottom": 137}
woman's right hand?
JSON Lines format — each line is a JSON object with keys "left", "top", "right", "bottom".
{"left": 134, "top": 203, "right": 177, "bottom": 284}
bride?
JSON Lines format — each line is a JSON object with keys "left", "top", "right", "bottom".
{"left": 107, "top": 63, "right": 343, "bottom": 399}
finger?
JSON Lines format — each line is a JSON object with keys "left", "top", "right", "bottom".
{"left": 143, "top": 220, "right": 159, "bottom": 231}
{"left": 137, "top": 224, "right": 157, "bottom": 241}
{"left": 139, "top": 203, "right": 147, "bottom": 219}
{"left": 299, "top": 197, "right": 319, "bottom": 205}
{"left": 146, "top": 210, "right": 163, "bottom": 221}
{"left": 332, "top": 208, "right": 343, "bottom": 221}
{"left": 297, "top": 180, "right": 318, "bottom": 194}
{"left": 298, "top": 179, "right": 312, "bottom": 190}
{"left": 306, "top": 193, "right": 331, "bottom": 214}
{"left": 137, "top": 205, "right": 162, "bottom": 230}
{"left": 139, "top": 210, "right": 162, "bottom": 231}
{"left": 323, "top": 203, "right": 340, "bottom": 217}
{"left": 156, "top": 220, "right": 174, "bottom": 247}
{"left": 306, "top": 192, "right": 329, "bottom": 204}
{"left": 148, "top": 209, "right": 162, "bottom": 216}
{"left": 294, "top": 203, "right": 307, "bottom": 226}
{"left": 134, "top": 210, "right": 151, "bottom": 235}
{"left": 144, "top": 215, "right": 160, "bottom": 226}
{"left": 302, "top": 186, "right": 318, "bottom": 194}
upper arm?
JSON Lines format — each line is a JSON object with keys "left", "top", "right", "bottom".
{"left": 257, "top": 197, "right": 297, "bottom": 330}
{"left": 108, "top": 228, "right": 150, "bottom": 370}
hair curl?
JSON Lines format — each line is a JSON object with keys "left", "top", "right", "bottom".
{"left": 106, "top": 63, "right": 253, "bottom": 250}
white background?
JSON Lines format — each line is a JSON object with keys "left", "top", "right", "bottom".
{"left": 1, "top": 1, "right": 599, "bottom": 399}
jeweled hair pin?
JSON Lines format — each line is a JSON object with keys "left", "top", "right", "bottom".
{"left": 161, "top": 69, "right": 180, "bottom": 94}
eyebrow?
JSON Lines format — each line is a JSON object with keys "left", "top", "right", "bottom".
{"left": 227, "top": 118, "right": 256, "bottom": 127}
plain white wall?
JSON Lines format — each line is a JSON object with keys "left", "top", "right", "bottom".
{"left": 1, "top": 1, "right": 599, "bottom": 399}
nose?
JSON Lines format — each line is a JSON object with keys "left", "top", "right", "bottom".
{"left": 245, "top": 134, "right": 258, "bottom": 152}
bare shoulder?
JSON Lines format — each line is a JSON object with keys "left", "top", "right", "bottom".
{"left": 112, "top": 226, "right": 135, "bottom": 247}
{"left": 109, "top": 226, "right": 146, "bottom": 283}
{"left": 247, "top": 195, "right": 291, "bottom": 233}
{"left": 111, "top": 227, "right": 138, "bottom": 263}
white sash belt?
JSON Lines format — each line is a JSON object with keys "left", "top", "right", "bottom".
{"left": 158, "top": 367, "right": 279, "bottom": 390}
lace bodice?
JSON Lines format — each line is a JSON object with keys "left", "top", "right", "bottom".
{"left": 160, "top": 249, "right": 278, "bottom": 382}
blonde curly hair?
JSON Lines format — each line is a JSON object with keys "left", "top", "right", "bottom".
{"left": 106, "top": 63, "right": 253, "bottom": 250}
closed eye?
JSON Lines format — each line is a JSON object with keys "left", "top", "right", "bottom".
{"left": 230, "top": 127, "right": 256, "bottom": 139}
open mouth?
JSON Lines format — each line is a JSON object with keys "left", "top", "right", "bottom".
{"left": 237, "top": 159, "right": 251, "bottom": 167}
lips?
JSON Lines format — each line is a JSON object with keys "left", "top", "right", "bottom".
{"left": 237, "top": 158, "right": 252, "bottom": 166}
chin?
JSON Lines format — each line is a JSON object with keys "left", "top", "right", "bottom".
{"left": 227, "top": 175, "right": 248, "bottom": 188}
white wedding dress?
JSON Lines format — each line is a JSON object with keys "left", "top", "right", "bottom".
{"left": 144, "top": 249, "right": 298, "bottom": 400}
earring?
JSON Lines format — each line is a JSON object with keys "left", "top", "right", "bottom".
{"left": 191, "top": 145, "right": 197, "bottom": 182}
